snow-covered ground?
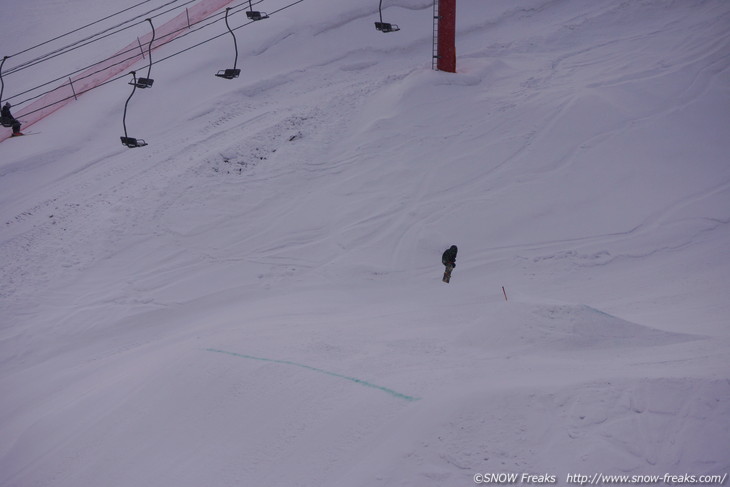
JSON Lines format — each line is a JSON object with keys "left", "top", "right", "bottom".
{"left": 1, "top": 1, "right": 729, "bottom": 486}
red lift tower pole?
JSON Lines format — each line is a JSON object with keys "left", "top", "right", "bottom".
{"left": 436, "top": 0, "right": 456, "bottom": 72}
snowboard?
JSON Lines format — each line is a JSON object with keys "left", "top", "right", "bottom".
{"left": 442, "top": 264, "right": 454, "bottom": 283}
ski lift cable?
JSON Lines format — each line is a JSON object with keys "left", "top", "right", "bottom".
{"left": 11, "top": 0, "right": 270, "bottom": 110}
{"left": 6, "top": 68, "right": 135, "bottom": 123}
{"left": 5, "top": 0, "right": 197, "bottom": 77}
{"left": 8, "top": 0, "right": 263, "bottom": 78}
{"left": 3, "top": 0, "right": 264, "bottom": 104}
{"left": 140, "top": 0, "right": 267, "bottom": 49}
{"left": 3, "top": 4, "right": 226, "bottom": 103}
{"left": 3, "top": 0, "right": 262, "bottom": 95}
{"left": 6, "top": 2, "right": 165, "bottom": 75}
{"left": 6, "top": 0, "right": 154, "bottom": 60}
{"left": 9, "top": 14, "right": 185, "bottom": 105}
{"left": 141, "top": 0, "right": 256, "bottom": 53}
{"left": 154, "top": 0, "right": 299, "bottom": 65}
{"left": 7, "top": 50, "right": 149, "bottom": 107}
{"left": 5, "top": 0, "right": 185, "bottom": 74}
{"left": 16, "top": 0, "right": 303, "bottom": 119}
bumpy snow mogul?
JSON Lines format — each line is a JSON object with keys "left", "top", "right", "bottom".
{"left": 442, "top": 245, "right": 457, "bottom": 283}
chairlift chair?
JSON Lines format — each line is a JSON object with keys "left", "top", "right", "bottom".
{"left": 246, "top": 0, "right": 269, "bottom": 20}
{"left": 215, "top": 8, "right": 241, "bottom": 80}
{"left": 129, "top": 77, "right": 154, "bottom": 89}
{"left": 374, "top": 0, "right": 400, "bottom": 32}
{"left": 375, "top": 22, "right": 399, "bottom": 32}
{"left": 120, "top": 136, "right": 147, "bottom": 148}
{"left": 215, "top": 68, "right": 241, "bottom": 80}
{"left": 247, "top": 10, "right": 269, "bottom": 21}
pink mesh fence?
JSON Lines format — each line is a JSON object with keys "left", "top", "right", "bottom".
{"left": 2, "top": 0, "right": 236, "bottom": 142}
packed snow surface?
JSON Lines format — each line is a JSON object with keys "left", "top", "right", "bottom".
{"left": 1, "top": 1, "right": 729, "bottom": 486}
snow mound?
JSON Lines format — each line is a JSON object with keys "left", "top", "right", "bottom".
{"left": 342, "top": 378, "right": 730, "bottom": 486}
{"left": 458, "top": 303, "right": 697, "bottom": 354}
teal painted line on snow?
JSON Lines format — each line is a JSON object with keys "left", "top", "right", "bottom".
{"left": 206, "top": 348, "right": 420, "bottom": 402}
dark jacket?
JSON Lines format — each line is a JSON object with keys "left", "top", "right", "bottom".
{"left": 442, "top": 245, "right": 458, "bottom": 266}
{"left": 1, "top": 104, "right": 14, "bottom": 121}
{"left": 1, "top": 104, "right": 21, "bottom": 133}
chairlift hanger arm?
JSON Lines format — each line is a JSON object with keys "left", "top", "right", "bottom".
{"left": 0, "top": 56, "right": 7, "bottom": 104}
{"left": 122, "top": 71, "right": 138, "bottom": 140}
{"left": 226, "top": 8, "right": 239, "bottom": 70}
{"left": 145, "top": 18, "right": 156, "bottom": 80}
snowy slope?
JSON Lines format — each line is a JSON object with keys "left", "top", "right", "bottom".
{"left": 1, "top": 1, "right": 729, "bottom": 486}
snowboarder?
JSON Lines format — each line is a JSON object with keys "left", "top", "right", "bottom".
{"left": 442, "top": 245, "right": 457, "bottom": 283}
{"left": 1, "top": 102, "right": 23, "bottom": 136}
